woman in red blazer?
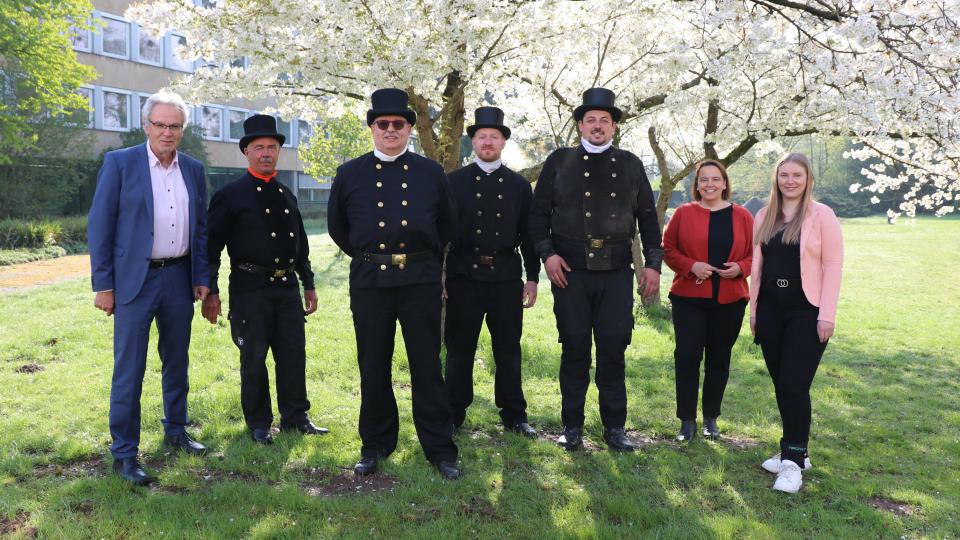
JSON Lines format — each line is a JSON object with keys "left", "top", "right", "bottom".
{"left": 662, "top": 159, "right": 753, "bottom": 443}
{"left": 750, "top": 152, "right": 843, "bottom": 494}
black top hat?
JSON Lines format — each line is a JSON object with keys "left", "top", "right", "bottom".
{"left": 573, "top": 87, "right": 623, "bottom": 122}
{"left": 466, "top": 106, "right": 511, "bottom": 139}
{"left": 366, "top": 88, "right": 417, "bottom": 126}
{"left": 239, "top": 114, "right": 286, "bottom": 152}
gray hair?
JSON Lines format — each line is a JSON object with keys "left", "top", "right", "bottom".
{"left": 141, "top": 91, "right": 190, "bottom": 128}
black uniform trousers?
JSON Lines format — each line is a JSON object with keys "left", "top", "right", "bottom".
{"left": 755, "top": 283, "right": 828, "bottom": 466}
{"left": 670, "top": 296, "right": 747, "bottom": 421}
{"left": 444, "top": 277, "right": 528, "bottom": 427}
{"left": 349, "top": 283, "right": 458, "bottom": 464}
{"left": 228, "top": 286, "right": 310, "bottom": 430}
{"left": 552, "top": 267, "right": 633, "bottom": 429}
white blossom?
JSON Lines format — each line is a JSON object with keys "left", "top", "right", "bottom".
{"left": 126, "top": 0, "right": 960, "bottom": 215}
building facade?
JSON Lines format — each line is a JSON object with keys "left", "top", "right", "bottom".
{"left": 71, "top": 0, "right": 330, "bottom": 210}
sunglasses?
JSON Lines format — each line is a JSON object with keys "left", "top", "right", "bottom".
{"left": 374, "top": 119, "right": 408, "bottom": 131}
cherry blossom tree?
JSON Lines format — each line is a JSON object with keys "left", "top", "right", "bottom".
{"left": 128, "top": 0, "right": 959, "bottom": 220}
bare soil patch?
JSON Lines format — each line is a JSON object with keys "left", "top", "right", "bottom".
{"left": 870, "top": 496, "right": 916, "bottom": 517}
{"left": 32, "top": 456, "right": 107, "bottom": 479}
{"left": 15, "top": 363, "right": 43, "bottom": 373}
{"left": 0, "top": 254, "right": 90, "bottom": 292}
{"left": 0, "top": 511, "right": 36, "bottom": 538}
{"left": 299, "top": 467, "right": 397, "bottom": 496}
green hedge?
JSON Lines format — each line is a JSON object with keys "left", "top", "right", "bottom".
{"left": 0, "top": 217, "right": 87, "bottom": 250}
{"left": 0, "top": 246, "right": 68, "bottom": 266}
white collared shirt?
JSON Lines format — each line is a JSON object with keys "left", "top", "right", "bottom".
{"left": 146, "top": 143, "right": 190, "bottom": 259}
{"left": 374, "top": 147, "right": 408, "bottom": 162}
{"left": 474, "top": 157, "right": 502, "bottom": 174}
{"left": 581, "top": 137, "right": 613, "bottom": 154}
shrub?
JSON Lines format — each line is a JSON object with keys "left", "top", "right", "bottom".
{"left": 0, "top": 217, "right": 87, "bottom": 250}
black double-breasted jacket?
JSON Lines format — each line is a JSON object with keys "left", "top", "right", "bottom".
{"left": 529, "top": 145, "right": 663, "bottom": 272}
{"left": 446, "top": 162, "right": 540, "bottom": 283}
{"left": 327, "top": 151, "right": 457, "bottom": 289}
{"left": 207, "top": 172, "right": 315, "bottom": 295}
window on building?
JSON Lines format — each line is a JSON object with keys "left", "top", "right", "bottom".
{"left": 70, "top": 24, "right": 92, "bottom": 52}
{"left": 277, "top": 118, "right": 292, "bottom": 147}
{"left": 69, "top": 87, "right": 94, "bottom": 127}
{"left": 96, "top": 13, "right": 130, "bottom": 59}
{"left": 166, "top": 34, "right": 193, "bottom": 72}
{"left": 228, "top": 108, "right": 247, "bottom": 141}
{"left": 201, "top": 105, "right": 223, "bottom": 140}
{"left": 99, "top": 87, "right": 131, "bottom": 131}
{"left": 134, "top": 93, "right": 151, "bottom": 128}
{"left": 297, "top": 120, "right": 314, "bottom": 147}
{"left": 133, "top": 26, "right": 162, "bottom": 66}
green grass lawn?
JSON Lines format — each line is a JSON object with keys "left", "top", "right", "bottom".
{"left": 1, "top": 217, "right": 958, "bottom": 539}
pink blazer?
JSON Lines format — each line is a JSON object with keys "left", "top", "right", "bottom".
{"left": 749, "top": 201, "right": 843, "bottom": 323}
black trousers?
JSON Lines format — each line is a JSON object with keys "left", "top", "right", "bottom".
{"left": 349, "top": 283, "right": 458, "bottom": 464}
{"left": 552, "top": 267, "right": 633, "bottom": 429}
{"left": 755, "top": 285, "right": 828, "bottom": 465}
{"left": 444, "top": 277, "right": 528, "bottom": 427}
{"left": 670, "top": 296, "right": 746, "bottom": 421}
{"left": 228, "top": 286, "right": 310, "bottom": 430}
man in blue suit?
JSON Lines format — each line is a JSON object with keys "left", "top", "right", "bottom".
{"left": 88, "top": 91, "right": 211, "bottom": 486}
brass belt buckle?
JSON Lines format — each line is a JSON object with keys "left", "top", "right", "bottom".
{"left": 589, "top": 239, "right": 604, "bottom": 249}
{"left": 392, "top": 254, "right": 407, "bottom": 266}
{"left": 479, "top": 255, "right": 494, "bottom": 265}
{"left": 273, "top": 269, "right": 287, "bottom": 278}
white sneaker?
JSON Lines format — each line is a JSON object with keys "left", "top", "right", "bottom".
{"left": 772, "top": 460, "right": 803, "bottom": 493}
{"left": 761, "top": 452, "right": 812, "bottom": 474}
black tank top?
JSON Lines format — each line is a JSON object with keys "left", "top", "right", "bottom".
{"left": 760, "top": 229, "right": 813, "bottom": 309}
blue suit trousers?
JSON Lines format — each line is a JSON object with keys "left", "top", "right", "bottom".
{"left": 109, "top": 262, "right": 194, "bottom": 458}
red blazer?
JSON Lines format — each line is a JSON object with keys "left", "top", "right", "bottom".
{"left": 662, "top": 202, "right": 753, "bottom": 304}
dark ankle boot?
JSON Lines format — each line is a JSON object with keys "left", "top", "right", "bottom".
{"left": 702, "top": 417, "right": 720, "bottom": 439}
{"left": 676, "top": 420, "right": 697, "bottom": 442}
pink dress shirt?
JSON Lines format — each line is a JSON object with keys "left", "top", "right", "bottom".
{"left": 146, "top": 143, "right": 190, "bottom": 259}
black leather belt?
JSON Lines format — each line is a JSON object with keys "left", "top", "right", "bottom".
{"left": 236, "top": 262, "right": 295, "bottom": 278}
{"left": 556, "top": 235, "right": 632, "bottom": 248}
{"left": 473, "top": 250, "right": 517, "bottom": 266}
{"left": 360, "top": 251, "right": 433, "bottom": 266}
{"left": 149, "top": 254, "right": 189, "bottom": 268}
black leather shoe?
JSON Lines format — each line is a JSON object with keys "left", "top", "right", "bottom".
{"left": 354, "top": 455, "right": 379, "bottom": 476}
{"left": 677, "top": 420, "right": 697, "bottom": 442}
{"left": 250, "top": 428, "right": 274, "bottom": 445}
{"left": 434, "top": 460, "right": 461, "bottom": 480}
{"left": 112, "top": 457, "right": 155, "bottom": 486}
{"left": 164, "top": 433, "right": 208, "bottom": 456}
{"left": 702, "top": 417, "right": 721, "bottom": 439}
{"left": 506, "top": 422, "right": 537, "bottom": 438}
{"left": 603, "top": 427, "right": 636, "bottom": 452}
{"left": 557, "top": 426, "right": 583, "bottom": 451}
{"left": 280, "top": 421, "right": 329, "bottom": 435}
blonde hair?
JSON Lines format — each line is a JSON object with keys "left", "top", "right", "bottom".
{"left": 756, "top": 152, "right": 815, "bottom": 245}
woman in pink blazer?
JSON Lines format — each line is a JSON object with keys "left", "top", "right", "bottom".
{"left": 749, "top": 152, "right": 843, "bottom": 494}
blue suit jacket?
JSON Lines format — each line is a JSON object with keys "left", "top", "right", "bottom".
{"left": 88, "top": 143, "right": 210, "bottom": 305}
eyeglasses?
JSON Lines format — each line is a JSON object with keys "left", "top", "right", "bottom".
{"left": 148, "top": 120, "right": 184, "bottom": 133}
{"left": 374, "top": 119, "right": 408, "bottom": 131}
